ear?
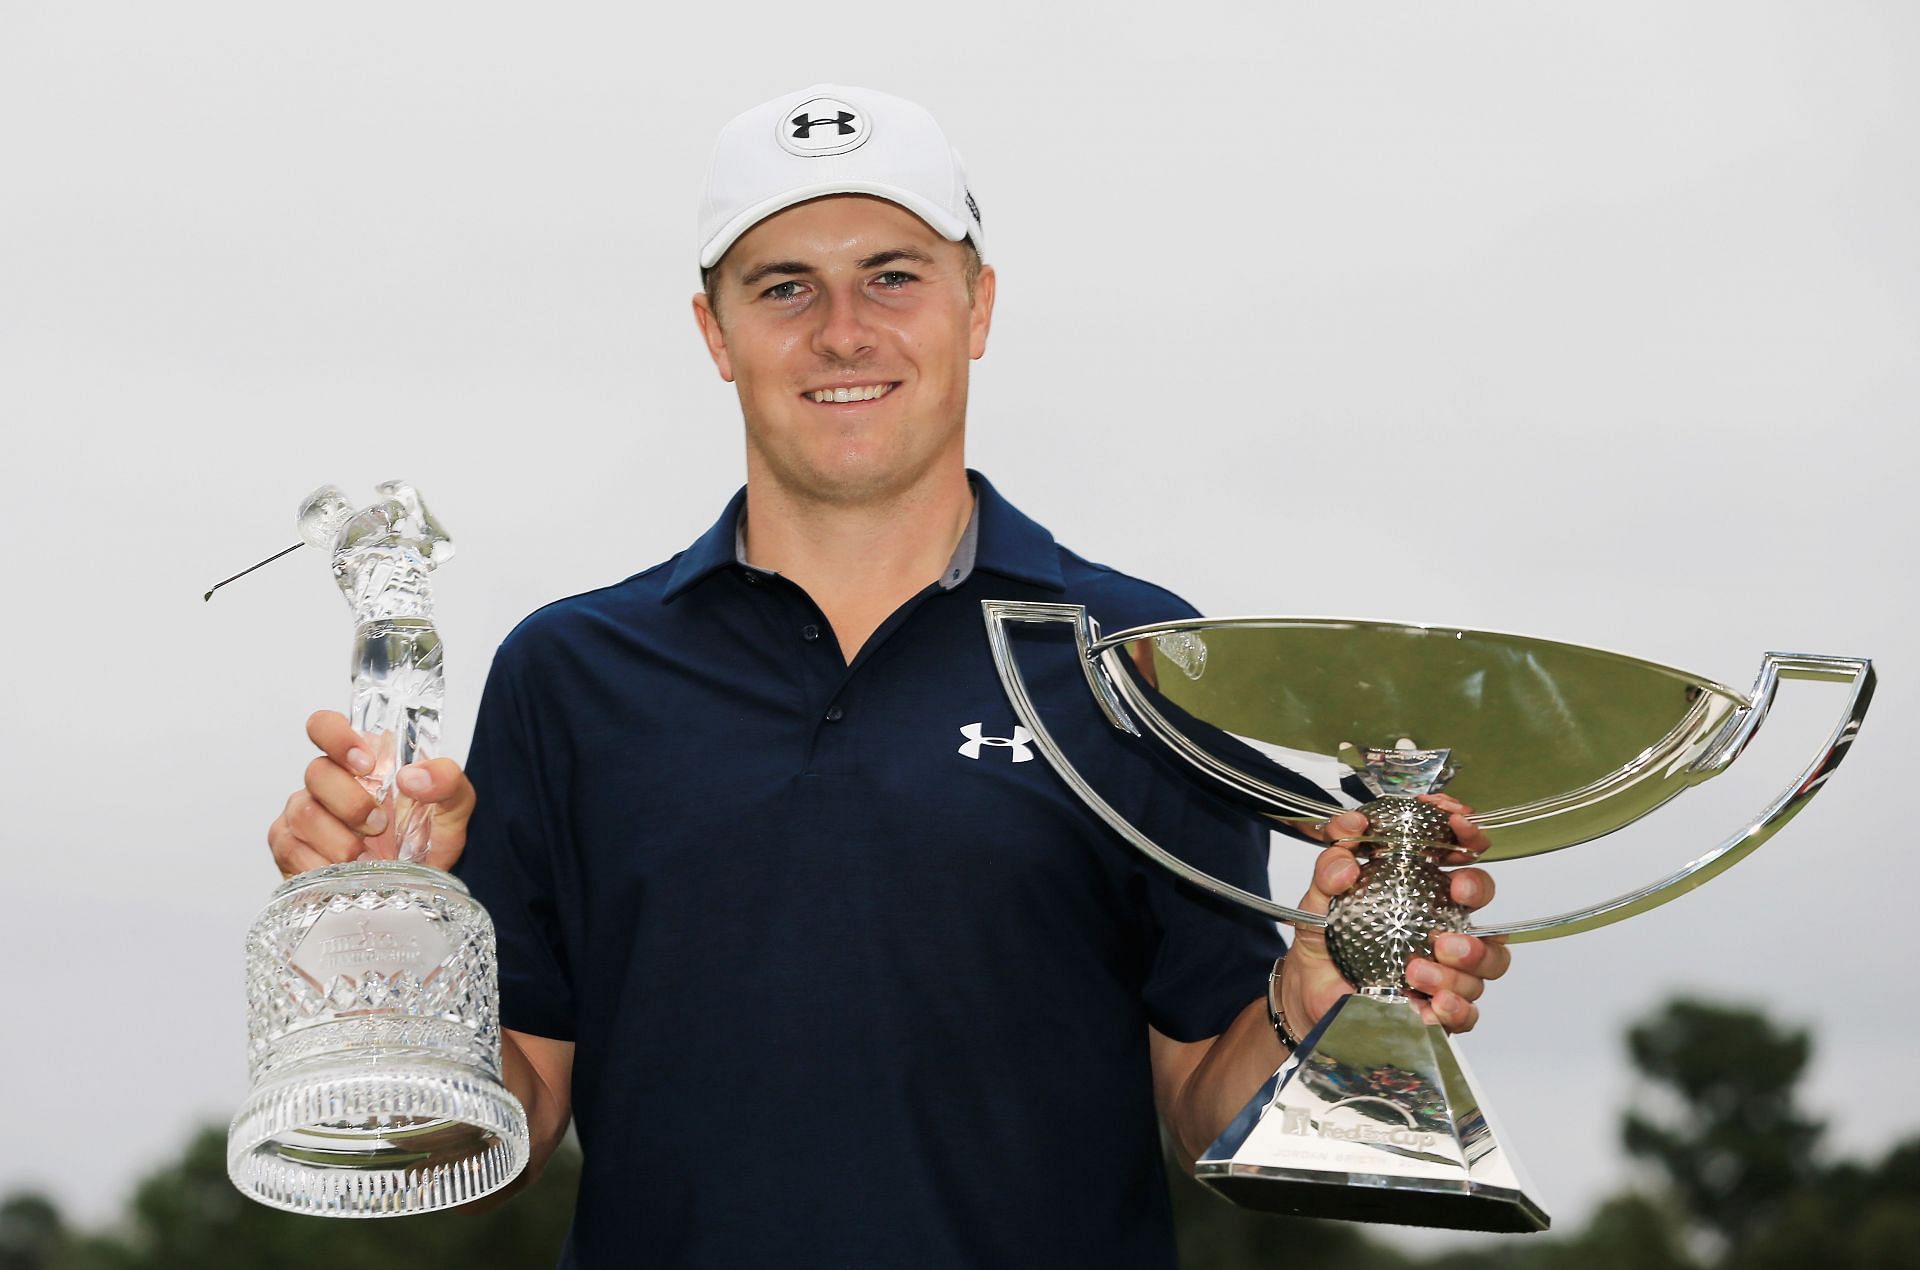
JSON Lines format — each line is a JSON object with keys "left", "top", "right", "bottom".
{"left": 691, "top": 290, "right": 735, "bottom": 382}
{"left": 968, "top": 264, "right": 997, "bottom": 361}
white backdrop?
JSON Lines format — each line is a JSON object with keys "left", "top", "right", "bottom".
{"left": 3, "top": 0, "right": 1914, "bottom": 1247}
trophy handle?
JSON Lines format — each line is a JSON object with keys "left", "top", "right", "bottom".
{"left": 984, "top": 599, "right": 1331, "bottom": 929}
{"left": 1469, "top": 653, "right": 1873, "bottom": 942}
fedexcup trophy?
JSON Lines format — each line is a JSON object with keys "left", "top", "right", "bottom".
{"left": 983, "top": 603, "right": 1874, "bottom": 1233}
{"left": 226, "top": 482, "right": 529, "bottom": 1216}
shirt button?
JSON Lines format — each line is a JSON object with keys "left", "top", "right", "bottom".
{"left": 824, "top": 704, "right": 845, "bottom": 722}
{"left": 801, "top": 624, "right": 821, "bottom": 642}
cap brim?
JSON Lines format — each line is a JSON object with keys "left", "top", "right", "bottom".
{"left": 698, "top": 181, "right": 973, "bottom": 270}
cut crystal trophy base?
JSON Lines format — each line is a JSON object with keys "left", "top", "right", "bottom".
{"left": 228, "top": 861, "right": 530, "bottom": 1216}
{"left": 230, "top": 1054, "right": 527, "bottom": 1216}
{"left": 1196, "top": 993, "right": 1549, "bottom": 1233}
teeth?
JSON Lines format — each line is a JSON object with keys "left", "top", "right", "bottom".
{"left": 810, "top": 383, "right": 894, "bottom": 403}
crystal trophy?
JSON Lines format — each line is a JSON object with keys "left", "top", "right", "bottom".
{"left": 982, "top": 604, "right": 1874, "bottom": 1232}
{"left": 227, "top": 482, "right": 530, "bottom": 1216}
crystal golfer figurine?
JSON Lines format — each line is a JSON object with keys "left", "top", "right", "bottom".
{"left": 227, "top": 482, "right": 529, "bottom": 1216}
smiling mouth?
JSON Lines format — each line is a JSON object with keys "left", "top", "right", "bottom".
{"left": 805, "top": 382, "right": 898, "bottom": 404}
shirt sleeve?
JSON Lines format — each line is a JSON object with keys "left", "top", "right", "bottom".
{"left": 1075, "top": 585, "right": 1289, "bottom": 1041}
{"left": 1133, "top": 746, "right": 1290, "bottom": 1043}
{"left": 449, "top": 644, "right": 577, "bottom": 1041}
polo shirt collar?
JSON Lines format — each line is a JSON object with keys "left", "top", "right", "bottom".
{"left": 661, "top": 469, "right": 1063, "bottom": 602}
{"left": 662, "top": 485, "right": 748, "bottom": 601}
{"left": 967, "top": 471, "right": 1065, "bottom": 591}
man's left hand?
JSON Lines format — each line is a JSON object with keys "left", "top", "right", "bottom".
{"left": 1279, "top": 794, "right": 1513, "bottom": 1038}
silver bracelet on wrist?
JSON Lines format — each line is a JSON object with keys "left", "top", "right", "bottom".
{"left": 1266, "top": 956, "right": 1303, "bottom": 1050}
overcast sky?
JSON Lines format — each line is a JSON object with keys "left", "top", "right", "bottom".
{"left": 3, "top": 0, "right": 1915, "bottom": 1248}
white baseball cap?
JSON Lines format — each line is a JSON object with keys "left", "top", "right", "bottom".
{"left": 696, "top": 83, "right": 984, "bottom": 271}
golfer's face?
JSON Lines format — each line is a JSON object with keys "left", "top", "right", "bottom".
{"left": 699, "top": 195, "right": 990, "bottom": 503}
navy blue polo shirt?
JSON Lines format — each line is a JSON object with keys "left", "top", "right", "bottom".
{"left": 453, "top": 473, "right": 1285, "bottom": 1269}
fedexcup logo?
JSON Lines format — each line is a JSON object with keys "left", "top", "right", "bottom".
{"left": 778, "top": 96, "right": 871, "bottom": 157}
{"left": 1279, "top": 1098, "right": 1438, "bottom": 1151}
{"left": 959, "top": 722, "right": 1034, "bottom": 763}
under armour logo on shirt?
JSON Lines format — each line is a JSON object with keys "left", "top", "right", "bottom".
{"left": 959, "top": 722, "right": 1034, "bottom": 763}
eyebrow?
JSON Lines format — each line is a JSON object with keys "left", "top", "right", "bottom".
{"left": 856, "top": 247, "right": 934, "bottom": 270}
{"left": 735, "top": 246, "right": 936, "bottom": 290}
{"left": 737, "top": 259, "right": 811, "bottom": 289}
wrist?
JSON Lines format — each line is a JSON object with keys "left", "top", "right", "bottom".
{"left": 1266, "top": 957, "right": 1304, "bottom": 1050}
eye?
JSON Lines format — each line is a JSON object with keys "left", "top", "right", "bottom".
{"left": 872, "top": 270, "right": 918, "bottom": 290}
{"left": 762, "top": 280, "right": 806, "bottom": 301}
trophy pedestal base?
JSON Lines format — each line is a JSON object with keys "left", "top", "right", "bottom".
{"left": 1196, "top": 993, "right": 1549, "bottom": 1233}
{"left": 231, "top": 861, "right": 530, "bottom": 1216}
{"left": 229, "top": 1053, "right": 528, "bottom": 1217}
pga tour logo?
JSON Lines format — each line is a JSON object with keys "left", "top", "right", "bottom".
{"left": 958, "top": 722, "right": 1034, "bottom": 763}
{"left": 778, "top": 96, "right": 872, "bottom": 158}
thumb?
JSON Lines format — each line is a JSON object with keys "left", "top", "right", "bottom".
{"left": 1292, "top": 841, "right": 1362, "bottom": 962}
{"left": 396, "top": 758, "right": 475, "bottom": 870}
{"left": 1281, "top": 839, "right": 1368, "bottom": 1032}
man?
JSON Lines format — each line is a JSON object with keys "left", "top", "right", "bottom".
{"left": 267, "top": 84, "right": 1509, "bottom": 1267}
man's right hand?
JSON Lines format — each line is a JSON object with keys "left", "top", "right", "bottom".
{"left": 263, "top": 712, "right": 575, "bottom": 1207}
{"left": 266, "top": 710, "right": 477, "bottom": 879}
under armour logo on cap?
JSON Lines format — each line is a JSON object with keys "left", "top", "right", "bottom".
{"left": 777, "top": 95, "right": 871, "bottom": 157}
{"left": 790, "top": 110, "right": 854, "bottom": 138}
{"left": 958, "top": 722, "right": 1034, "bottom": 763}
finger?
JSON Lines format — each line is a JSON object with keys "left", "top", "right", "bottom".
{"left": 1299, "top": 809, "right": 1369, "bottom": 844}
{"left": 395, "top": 758, "right": 474, "bottom": 811}
{"left": 283, "top": 789, "right": 370, "bottom": 866}
{"left": 1325, "top": 810, "right": 1369, "bottom": 844}
{"left": 1430, "top": 930, "right": 1512, "bottom": 979}
{"left": 1431, "top": 990, "right": 1479, "bottom": 1034}
{"left": 1408, "top": 956, "right": 1485, "bottom": 1003}
{"left": 268, "top": 816, "right": 335, "bottom": 878}
{"left": 307, "top": 709, "right": 375, "bottom": 778}
{"left": 1287, "top": 844, "right": 1360, "bottom": 965}
{"left": 1305, "top": 845, "right": 1362, "bottom": 909}
{"left": 396, "top": 758, "right": 476, "bottom": 869}
{"left": 1434, "top": 815, "right": 1486, "bottom": 863}
{"left": 305, "top": 755, "right": 383, "bottom": 834}
{"left": 1446, "top": 867, "right": 1496, "bottom": 912}
{"left": 1446, "top": 812, "right": 1492, "bottom": 858}
{"left": 1436, "top": 931, "right": 1512, "bottom": 982}
{"left": 1417, "top": 793, "right": 1476, "bottom": 818}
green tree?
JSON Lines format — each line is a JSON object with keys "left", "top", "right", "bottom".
{"left": 1421, "top": 1192, "right": 1700, "bottom": 1270}
{"left": 5, "top": 1127, "right": 581, "bottom": 1270}
{"left": 1727, "top": 1137, "right": 1920, "bottom": 1270}
{"left": 0, "top": 1194, "right": 67, "bottom": 1270}
{"left": 1619, "top": 998, "right": 1824, "bottom": 1256}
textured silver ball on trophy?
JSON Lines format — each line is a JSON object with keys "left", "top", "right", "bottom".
{"left": 227, "top": 482, "right": 529, "bottom": 1216}
{"left": 1324, "top": 795, "right": 1467, "bottom": 993}
{"left": 983, "top": 604, "right": 1874, "bottom": 1233}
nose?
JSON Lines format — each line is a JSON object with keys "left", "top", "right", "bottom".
{"left": 808, "top": 285, "right": 877, "bottom": 362}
